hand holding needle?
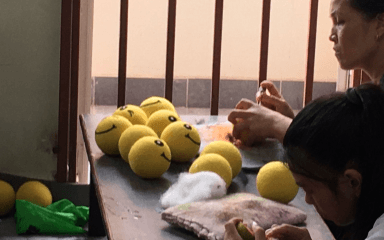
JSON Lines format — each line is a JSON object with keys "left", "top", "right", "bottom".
{"left": 256, "top": 86, "right": 266, "bottom": 105}
{"left": 251, "top": 222, "right": 279, "bottom": 240}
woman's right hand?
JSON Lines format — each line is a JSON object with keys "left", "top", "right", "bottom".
{"left": 227, "top": 99, "right": 292, "bottom": 145}
{"left": 265, "top": 224, "right": 312, "bottom": 240}
{"left": 257, "top": 80, "right": 295, "bottom": 119}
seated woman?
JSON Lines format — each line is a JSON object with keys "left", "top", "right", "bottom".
{"left": 224, "top": 83, "right": 384, "bottom": 240}
{"left": 228, "top": 0, "right": 384, "bottom": 146}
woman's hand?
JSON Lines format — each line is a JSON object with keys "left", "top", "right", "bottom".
{"left": 257, "top": 80, "right": 295, "bottom": 119}
{"left": 224, "top": 218, "right": 267, "bottom": 240}
{"left": 224, "top": 218, "right": 243, "bottom": 240}
{"left": 265, "top": 224, "right": 312, "bottom": 240}
{"left": 227, "top": 99, "right": 292, "bottom": 145}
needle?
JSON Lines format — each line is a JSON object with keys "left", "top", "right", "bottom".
{"left": 256, "top": 87, "right": 266, "bottom": 105}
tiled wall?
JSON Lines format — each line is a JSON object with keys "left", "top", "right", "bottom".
{"left": 94, "top": 77, "right": 336, "bottom": 110}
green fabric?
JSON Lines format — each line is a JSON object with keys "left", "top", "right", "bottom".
{"left": 14, "top": 199, "right": 89, "bottom": 235}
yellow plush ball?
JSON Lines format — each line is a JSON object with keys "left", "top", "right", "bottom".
{"left": 237, "top": 222, "right": 255, "bottom": 240}
{"left": 189, "top": 153, "right": 232, "bottom": 188}
{"left": 161, "top": 121, "right": 201, "bottom": 162}
{"left": 201, "top": 141, "right": 242, "bottom": 179}
{"left": 118, "top": 125, "right": 158, "bottom": 162}
{"left": 16, "top": 181, "right": 52, "bottom": 207}
{"left": 113, "top": 104, "right": 148, "bottom": 125}
{"left": 95, "top": 115, "right": 132, "bottom": 155}
{"left": 146, "top": 109, "right": 180, "bottom": 137}
{"left": 256, "top": 161, "right": 299, "bottom": 204}
{"left": 140, "top": 96, "right": 176, "bottom": 117}
{"left": 128, "top": 136, "right": 171, "bottom": 178}
{"left": 0, "top": 180, "right": 16, "bottom": 216}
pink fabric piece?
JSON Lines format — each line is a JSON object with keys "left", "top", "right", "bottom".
{"left": 162, "top": 193, "right": 307, "bottom": 240}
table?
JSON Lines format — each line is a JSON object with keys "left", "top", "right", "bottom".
{"left": 80, "top": 113, "right": 335, "bottom": 240}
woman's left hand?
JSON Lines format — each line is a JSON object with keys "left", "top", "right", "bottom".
{"left": 224, "top": 218, "right": 267, "bottom": 240}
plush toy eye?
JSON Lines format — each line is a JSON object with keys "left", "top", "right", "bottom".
{"left": 168, "top": 116, "right": 177, "bottom": 122}
{"left": 155, "top": 140, "right": 164, "bottom": 146}
{"left": 184, "top": 124, "right": 192, "bottom": 130}
{"left": 128, "top": 110, "right": 134, "bottom": 117}
{"left": 119, "top": 105, "right": 127, "bottom": 110}
{"left": 217, "top": 185, "right": 221, "bottom": 189}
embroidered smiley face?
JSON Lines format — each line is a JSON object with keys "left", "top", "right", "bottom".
{"left": 160, "top": 121, "right": 201, "bottom": 162}
{"left": 128, "top": 136, "right": 172, "bottom": 178}
{"left": 113, "top": 104, "right": 148, "bottom": 125}
{"left": 95, "top": 115, "right": 132, "bottom": 155}
{"left": 139, "top": 96, "right": 176, "bottom": 118}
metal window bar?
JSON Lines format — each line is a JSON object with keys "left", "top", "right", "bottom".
{"left": 115, "top": 0, "right": 318, "bottom": 113}
{"left": 68, "top": 0, "right": 80, "bottom": 183}
{"left": 259, "top": 0, "right": 271, "bottom": 84}
{"left": 211, "top": 0, "right": 224, "bottom": 115}
{"left": 165, "top": 0, "right": 177, "bottom": 102}
{"left": 118, "top": 0, "right": 129, "bottom": 107}
{"left": 58, "top": 0, "right": 80, "bottom": 183}
{"left": 352, "top": 69, "right": 371, "bottom": 87}
{"left": 304, "top": 0, "right": 318, "bottom": 106}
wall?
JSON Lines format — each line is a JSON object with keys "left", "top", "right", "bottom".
{"left": 0, "top": 0, "right": 61, "bottom": 180}
{"left": 92, "top": 0, "right": 338, "bottom": 82}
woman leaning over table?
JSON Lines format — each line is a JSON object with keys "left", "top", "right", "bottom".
{"left": 228, "top": 0, "right": 384, "bottom": 146}
{"left": 224, "top": 84, "right": 384, "bottom": 240}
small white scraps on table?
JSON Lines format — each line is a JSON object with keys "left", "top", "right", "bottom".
{"left": 160, "top": 171, "right": 227, "bottom": 209}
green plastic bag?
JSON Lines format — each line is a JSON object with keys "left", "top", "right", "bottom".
{"left": 15, "top": 199, "right": 89, "bottom": 234}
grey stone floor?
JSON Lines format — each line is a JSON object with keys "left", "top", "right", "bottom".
{"left": 0, "top": 217, "right": 107, "bottom": 240}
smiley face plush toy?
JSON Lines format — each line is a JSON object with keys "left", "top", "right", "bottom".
{"left": 146, "top": 109, "right": 181, "bottom": 137}
{"left": 95, "top": 115, "right": 132, "bottom": 155}
{"left": 161, "top": 121, "right": 201, "bottom": 162}
{"left": 140, "top": 96, "right": 176, "bottom": 118}
{"left": 118, "top": 125, "right": 158, "bottom": 162}
{"left": 128, "top": 136, "right": 172, "bottom": 178}
{"left": 113, "top": 104, "right": 148, "bottom": 125}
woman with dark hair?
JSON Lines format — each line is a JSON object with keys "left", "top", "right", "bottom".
{"left": 224, "top": 84, "right": 384, "bottom": 239}
{"left": 227, "top": 0, "right": 384, "bottom": 146}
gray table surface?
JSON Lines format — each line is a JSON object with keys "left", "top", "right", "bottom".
{"left": 80, "top": 113, "right": 335, "bottom": 240}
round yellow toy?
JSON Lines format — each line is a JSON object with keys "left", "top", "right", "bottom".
{"left": 161, "top": 121, "right": 201, "bottom": 162}
{"left": 0, "top": 180, "right": 16, "bottom": 216}
{"left": 140, "top": 96, "right": 176, "bottom": 117}
{"left": 189, "top": 153, "right": 232, "bottom": 188}
{"left": 237, "top": 222, "right": 255, "bottom": 240}
{"left": 118, "top": 125, "right": 158, "bottom": 162}
{"left": 113, "top": 104, "right": 148, "bottom": 125}
{"left": 256, "top": 161, "right": 299, "bottom": 204}
{"left": 95, "top": 115, "right": 132, "bottom": 156}
{"left": 146, "top": 109, "right": 180, "bottom": 137}
{"left": 201, "top": 141, "right": 242, "bottom": 179}
{"left": 128, "top": 136, "right": 172, "bottom": 178}
{"left": 16, "top": 181, "right": 52, "bottom": 207}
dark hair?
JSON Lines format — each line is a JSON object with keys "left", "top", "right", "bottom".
{"left": 283, "top": 84, "right": 384, "bottom": 240}
{"left": 347, "top": 0, "right": 384, "bottom": 20}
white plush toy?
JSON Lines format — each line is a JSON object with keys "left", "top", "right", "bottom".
{"left": 160, "top": 171, "right": 227, "bottom": 209}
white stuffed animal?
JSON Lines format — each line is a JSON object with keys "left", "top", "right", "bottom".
{"left": 160, "top": 171, "right": 227, "bottom": 209}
